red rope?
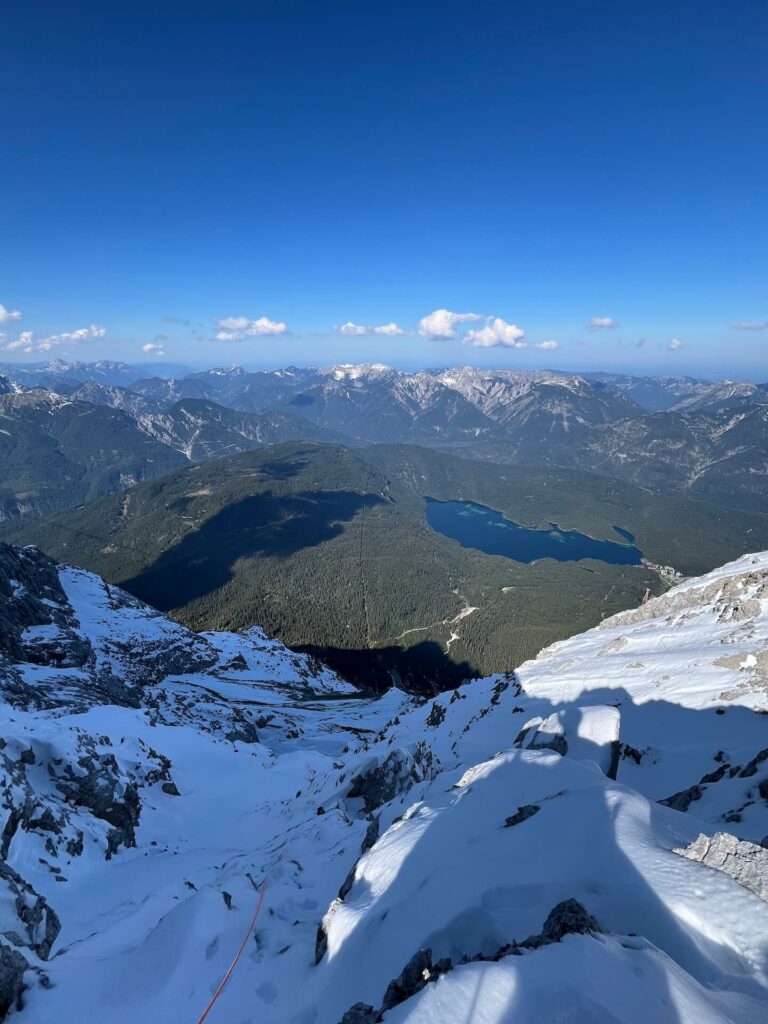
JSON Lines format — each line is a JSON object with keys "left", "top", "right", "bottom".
{"left": 195, "top": 878, "right": 269, "bottom": 1024}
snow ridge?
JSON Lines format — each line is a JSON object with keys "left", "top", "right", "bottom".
{"left": 1, "top": 545, "right": 768, "bottom": 1022}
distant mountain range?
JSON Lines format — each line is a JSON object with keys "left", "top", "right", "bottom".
{"left": 1, "top": 362, "right": 766, "bottom": 520}
{"left": 0, "top": 358, "right": 193, "bottom": 390}
{"left": 559, "top": 404, "right": 768, "bottom": 513}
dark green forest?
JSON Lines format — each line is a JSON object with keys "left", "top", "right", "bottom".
{"left": 4, "top": 441, "right": 767, "bottom": 690}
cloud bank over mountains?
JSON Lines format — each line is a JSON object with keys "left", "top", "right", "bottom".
{"left": 4, "top": 297, "right": 764, "bottom": 368}
{"left": 1, "top": 323, "right": 107, "bottom": 355}
{"left": 337, "top": 321, "right": 406, "bottom": 336}
{"left": 213, "top": 316, "right": 288, "bottom": 341}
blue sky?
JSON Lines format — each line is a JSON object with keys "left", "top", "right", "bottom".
{"left": 1, "top": 0, "right": 766, "bottom": 378}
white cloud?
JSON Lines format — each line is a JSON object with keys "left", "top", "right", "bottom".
{"left": 0, "top": 304, "right": 21, "bottom": 324}
{"left": 37, "top": 325, "right": 107, "bottom": 352}
{"left": 1, "top": 324, "right": 106, "bottom": 354}
{"left": 586, "top": 316, "right": 618, "bottom": 330}
{"left": 215, "top": 316, "right": 251, "bottom": 330}
{"left": 533, "top": 339, "right": 560, "bottom": 350}
{"left": 213, "top": 315, "right": 288, "bottom": 341}
{"left": 373, "top": 322, "right": 406, "bottom": 336}
{"left": 667, "top": 337, "right": 683, "bottom": 350}
{"left": 418, "top": 309, "right": 485, "bottom": 340}
{"left": 732, "top": 319, "right": 768, "bottom": 330}
{"left": 465, "top": 317, "right": 527, "bottom": 349}
{"left": 142, "top": 342, "right": 165, "bottom": 356}
{"left": 337, "top": 321, "right": 406, "bottom": 337}
{"left": 337, "top": 322, "right": 368, "bottom": 336}
{"left": 1, "top": 332, "right": 35, "bottom": 353}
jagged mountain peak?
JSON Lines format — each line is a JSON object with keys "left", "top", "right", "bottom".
{"left": 0, "top": 374, "right": 23, "bottom": 395}
{"left": 320, "top": 362, "right": 399, "bottom": 382}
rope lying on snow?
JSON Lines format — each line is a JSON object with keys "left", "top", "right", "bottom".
{"left": 194, "top": 877, "right": 270, "bottom": 1024}
{"left": 194, "top": 840, "right": 295, "bottom": 1023}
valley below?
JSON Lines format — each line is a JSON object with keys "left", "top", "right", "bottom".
{"left": 3, "top": 438, "right": 767, "bottom": 691}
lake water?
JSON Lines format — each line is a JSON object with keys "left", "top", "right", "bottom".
{"left": 425, "top": 498, "right": 643, "bottom": 566}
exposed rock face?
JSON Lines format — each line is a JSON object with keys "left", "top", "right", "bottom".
{"left": 56, "top": 754, "right": 141, "bottom": 839}
{"left": 660, "top": 784, "right": 704, "bottom": 812}
{"left": 514, "top": 714, "right": 568, "bottom": 756}
{"left": 0, "top": 862, "right": 60, "bottom": 960}
{"left": 740, "top": 747, "right": 768, "bottom": 778}
{"left": 0, "top": 543, "right": 221, "bottom": 711}
{"left": 360, "top": 815, "right": 380, "bottom": 854}
{"left": 339, "top": 1004, "right": 376, "bottom": 1024}
{"left": 474, "top": 899, "right": 603, "bottom": 961}
{"left": 347, "top": 743, "right": 439, "bottom": 814}
{"left": 425, "top": 701, "right": 445, "bottom": 728}
{"left": 0, "top": 943, "right": 28, "bottom": 1019}
{"left": 380, "top": 949, "right": 446, "bottom": 1014}
{"left": 606, "top": 562, "right": 768, "bottom": 632}
{"left": 336, "top": 900, "right": 603, "bottom": 1023}
{"left": 0, "top": 549, "right": 92, "bottom": 682}
{"left": 1, "top": 726, "right": 160, "bottom": 870}
{"left": 504, "top": 804, "right": 540, "bottom": 827}
{"left": 533, "top": 898, "right": 602, "bottom": 946}
{"left": 674, "top": 832, "right": 768, "bottom": 902}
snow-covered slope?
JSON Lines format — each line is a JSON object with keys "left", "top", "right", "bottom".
{"left": 435, "top": 366, "right": 642, "bottom": 431}
{"left": 1, "top": 544, "right": 768, "bottom": 1023}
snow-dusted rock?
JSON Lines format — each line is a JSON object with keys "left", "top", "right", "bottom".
{"left": 674, "top": 831, "right": 768, "bottom": 901}
{"left": 0, "top": 945, "right": 27, "bottom": 1018}
{"left": 0, "top": 546, "right": 767, "bottom": 1023}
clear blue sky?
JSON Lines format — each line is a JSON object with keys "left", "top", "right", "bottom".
{"left": 1, "top": 0, "right": 766, "bottom": 378}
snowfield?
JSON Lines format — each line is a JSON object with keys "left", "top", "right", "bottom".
{"left": 1, "top": 543, "right": 768, "bottom": 1023}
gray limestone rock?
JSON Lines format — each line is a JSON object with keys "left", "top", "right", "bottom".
{"left": 674, "top": 831, "right": 768, "bottom": 902}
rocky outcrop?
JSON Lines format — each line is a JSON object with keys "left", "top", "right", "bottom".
{"left": 336, "top": 900, "right": 602, "bottom": 1023}
{"left": 380, "top": 949, "right": 450, "bottom": 1014}
{"left": 55, "top": 752, "right": 141, "bottom": 857}
{"left": 504, "top": 803, "right": 540, "bottom": 827}
{"left": 339, "top": 1004, "right": 377, "bottom": 1024}
{"left": 601, "top": 560, "right": 768, "bottom": 631}
{"left": 659, "top": 784, "right": 704, "bottom": 812}
{"left": 347, "top": 743, "right": 439, "bottom": 814}
{"left": 514, "top": 715, "right": 568, "bottom": 756}
{"left": 0, "top": 943, "right": 28, "bottom": 1019}
{"left": 0, "top": 543, "right": 222, "bottom": 712}
{"left": 674, "top": 832, "right": 768, "bottom": 901}
{"left": 0, "top": 545, "right": 137, "bottom": 710}
{"left": 739, "top": 747, "right": 768, "bottom": 779}
{"left": 528, "top": 898, "right": 602, "bottom": 946}
{"left": 425, "top": 701, "right": 445, "bottom": 728}
{"left": 0, "top": 860, "right": 60, "bottom": 960}
{"left": 0, "top": 726, "right": 182, "bottom": 870}
{"left": 463, "top": 898, "right": 603, "bottom": 962}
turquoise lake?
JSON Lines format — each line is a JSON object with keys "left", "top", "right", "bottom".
{"left": 425, "top": 498, "right": 643, "bottom": 566}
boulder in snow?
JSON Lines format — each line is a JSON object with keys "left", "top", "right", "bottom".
{"left": 674, "top": 832, "right": 768, "bottom": 902}
{"left": 0, "top": 943, "right": 27, "bottom": 1019}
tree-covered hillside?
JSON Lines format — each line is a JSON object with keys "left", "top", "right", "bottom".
{"left": 0, "top": 390, "right": 186, "bottom": 520}
{"left": 4, "top": 442, "right": 767, "bottom": 690}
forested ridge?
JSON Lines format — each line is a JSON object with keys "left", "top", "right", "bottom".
{"left": 4, "top": 441, "right": 767, "bottom": 689}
